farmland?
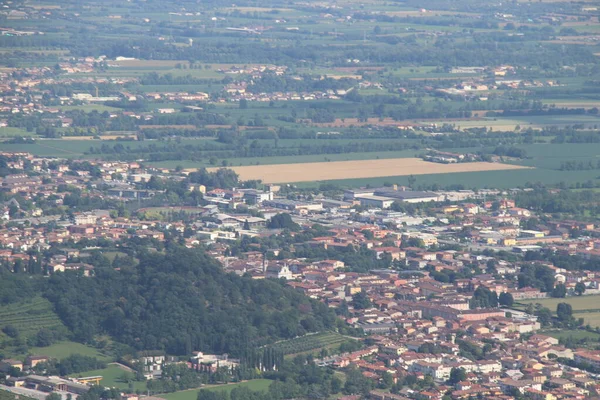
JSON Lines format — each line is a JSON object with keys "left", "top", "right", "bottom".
{"left": 0, "top": 297, "right": 67, "bottom": 347}
{"left": 208, "top": 158, "right": 528, "bottom": 184}
{"left": 270, "top": 332, "right": 347, "bottom": 356}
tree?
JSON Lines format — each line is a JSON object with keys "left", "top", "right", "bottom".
{"left": 2, "top": 324, "right": 19, "bottom": 338}
{"left": 575, "top": 282, "right": 586, "bottom": 296}
{"left": 470, "top": 286, "right": 498, "bottom": 309}
{"left": 498, "top": 292, "right": 514, "bottom": 307}
{"left": 408, "top": 175, "right": 417, "bottom": 187}
{"left": 42, "top": 247, "right": 337, "bottom": 356}
{"left": 535, "top": 307, "right": 553, "bottom": 327}
{"left": 448, "top": 367, "right": 466, "bottom": 384}
{"left": 525, "top": 303, "right": 535, "bottom": 315}
{"left": 46, "top": 394, "right": 62, "bottom": 400}
{"left": 557, "top": 303, "right": 573, "bottom": 323}
{"left": 352, "top": 291, "right": 372, "bottom": 310}
{"left": 344, "top": 365, "right": 373, "bottom": 396}
{"left": 552, "top": 283, "right": 567, "bottom": 298}
{"left": 380, "top": 372, "right": 394, "bottom": 389}
{"left": 267, "top": 213, "right": 300, "bottom": 231}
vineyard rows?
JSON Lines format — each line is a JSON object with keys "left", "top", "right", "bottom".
{"left": 0, "top": 297, "right": 66, "bottom": 343}
{"left": 271, "top": 332, "right": 346, "bottom": 355}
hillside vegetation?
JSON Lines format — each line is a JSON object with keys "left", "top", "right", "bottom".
{"left": 0, "top": 297, "right": 68, "bottom": 347}
{"left": 40, "top": 247, "right": 338, "bottom": 356}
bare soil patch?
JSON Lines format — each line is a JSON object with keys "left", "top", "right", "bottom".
{"left": 206, "top": 158, "right": 529, "bottom": 183}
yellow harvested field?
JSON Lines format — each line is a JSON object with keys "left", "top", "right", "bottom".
{"left": 206, "top": 158, "right": 529, "bottom": 183}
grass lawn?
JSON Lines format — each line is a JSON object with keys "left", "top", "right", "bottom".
{"left": 519, "top": 295, "right": 600, "bottom": 312}
{"left": 70, "top": 365, "right": 146, "bottom": 391}
{"left": 27, "top": 341, "right": 114, "bottom": 362}
{"left": 158, "top": 380, "right": 273, "bottom": 400}
{"left": 543, "top": 329, "right": 600, "bottom": 341}
{"left": 578, "top": 312, "right": 600, "bottom": 328}
{"left": 0, "top": 127, "right": 35, "bottom": 138}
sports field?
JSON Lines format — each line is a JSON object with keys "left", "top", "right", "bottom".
{"left": 207, "top": 158, "right": 529, "bottom": 183}
{"left": 70, "top": 365, "right": 146, "bottom": 391}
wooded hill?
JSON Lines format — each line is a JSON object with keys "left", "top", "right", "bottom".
{"left": 6, "top": 247, "right": 338, "bottom": 356}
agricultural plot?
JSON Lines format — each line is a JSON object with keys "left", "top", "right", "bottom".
{"left": 293, "top": 142, "right": 600, "bottom": 189}
{"left": 0, "top": 297, "right": 66, "bottom": 346}
{"left": 207, "top": 158, "right": 529, "bottom": 184}
{"left": 270, "top": 332, "right": 347, "bottom": 356}
{"left": 417, "top": 115, "right": 600, "bottom": 131}
{"left": 155, "top": 150, "right": 421, "bottom": 169}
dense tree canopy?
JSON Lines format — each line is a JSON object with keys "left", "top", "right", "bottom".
{"left": 43, "top": 247, "right": 338, "bottom": 356}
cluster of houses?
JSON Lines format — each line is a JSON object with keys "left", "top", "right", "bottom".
{"left": 2, "top": 151, "right": 600, "bottom": 399}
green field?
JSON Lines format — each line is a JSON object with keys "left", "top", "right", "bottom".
{"left": 543, "top": 329, "right": 600, "bottom": 341}
{"left": 519, "top": 295, "right": 600, "bottom": 311}
{"left": 578, "top": 312, "right": 600, "bottom": 328}
{"left": 519, "top": 295, "right": 600, "bottom": 328}
{"left": 158, "top": 380, "right": 273, "bottom": 400}
{"left": 426, "top": 115, "right": 600, "bottom": 131}
{"left": 0, "top": 127, "right": 35, "bottom": 138}
{"left": 0, "top": 140, "right": 95, "bottom": 157}
{"left": 25, "top": 341, "right": 114, "bottom": 361}
{"left": 271, "top": 331, "right": 347, "bottom": 356}
{"left": 149, "top": 149, "right": 420, "bottom": 169}
{"left": 70, "top": 365, "right": 146, "bottom": 391}
{"left": 287, "top": 142, "right": 600, "bottom": 189}
{"left": 0, "top": 297, "right": 67, "bottom": 346}
{"left": 294, "top": 168, "right": 561, "bottom": 190}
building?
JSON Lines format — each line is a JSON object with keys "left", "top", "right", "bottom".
{"left": 0, "top": 359, "right": 23, "bottom": 372}
{"left": 75, "top": 376, "right": 102, "bottom": 386}
{"left": 574, "top": 350, "right": 600, "bottom": 368}
{"left": 263, "top": 199, "right": 323, "bottom": 212}
{"left": 24, "top": 375, "right": 91, "bottom": 394}
{"left": 242, "top": 190, "right": 274, "bottom": 204}
{"left": 25, "top": 356, "right": 50, "bottom": 368}
{"left": 265, "top": 263, "right": 293, "bottom": 280}
{"left": 72, "top": 213, "right": 97, "bottom": 225}
{"left": 189, "top": 352, "right": 240, "bottom": 373}
{"left": 136, "top": 351, "right": 166, "bottom": 379}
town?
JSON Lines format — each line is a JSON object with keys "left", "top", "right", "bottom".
{"left": 0, "top": 149, "right": 600, "bottom": 399}
{"left": 2, "top": 0, "right": 600, "bottom": 400}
